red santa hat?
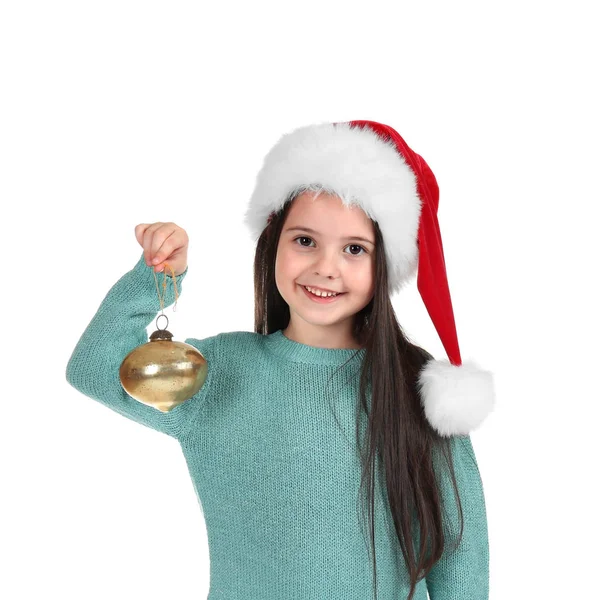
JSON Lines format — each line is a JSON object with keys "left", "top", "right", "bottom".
{"left": 243, "top": 120, "right": 495, "bottom": 437}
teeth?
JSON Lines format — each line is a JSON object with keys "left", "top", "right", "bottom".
{"left": 305, "top": 285, "right": 338, "bottom": 298}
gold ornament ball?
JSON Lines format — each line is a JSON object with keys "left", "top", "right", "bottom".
{"left": 119, "top": 328, "right": 208, "bottom": 413}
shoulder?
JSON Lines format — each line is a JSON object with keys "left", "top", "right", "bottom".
{"left": 218, "top": 330, "right": 261, "bottom": 342}
{"left": 218, "top": 330, "right": 267, "bottom": 353}
{"left": 187, "top": 330, "right": 266, "bottom": 352}
{"left": 185, "top": 331, "right": 269, "bottom": 362}
{"left": 183, "top": 332, "right": 221, "bottom": 359}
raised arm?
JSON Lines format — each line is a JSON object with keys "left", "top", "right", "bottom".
{"left": 65, "top": 252, "right": 217, "bottom": 439}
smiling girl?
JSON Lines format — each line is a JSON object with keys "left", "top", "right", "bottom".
{"left": 67, "top": 120, "right": 495, "bottom": 600}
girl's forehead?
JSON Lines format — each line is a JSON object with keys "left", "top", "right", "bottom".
{"left": 285, "top": 192, "right": 374, "bottom": 233}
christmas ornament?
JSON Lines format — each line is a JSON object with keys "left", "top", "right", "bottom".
{"left": 119, "top": 262, "right": 207, "bottom": 413}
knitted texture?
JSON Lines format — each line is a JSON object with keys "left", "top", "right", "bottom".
{"left": 65, "top": 252, "right": 489, "bottom": 600}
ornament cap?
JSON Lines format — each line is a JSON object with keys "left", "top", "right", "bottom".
{"left": 149, "top": 329, "right": 174, "bottom": 342}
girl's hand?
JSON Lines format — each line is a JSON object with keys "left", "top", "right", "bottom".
{"left": 134, "top": 222, "right": 189, "bottom": 276}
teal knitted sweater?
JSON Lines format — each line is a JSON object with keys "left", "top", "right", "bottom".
{"left": 65, "top": 252, "right": 489, "bottom": 600}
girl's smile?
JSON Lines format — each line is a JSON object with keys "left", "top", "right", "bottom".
{"left": 299, "top": 284, "right": 347, "bottom": 304}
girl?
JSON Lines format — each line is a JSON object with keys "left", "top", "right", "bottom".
{"left": 66, "top": 120, "right": 495, "bottom": 600}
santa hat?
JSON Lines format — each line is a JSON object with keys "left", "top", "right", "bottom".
{"left": 243, "top": 120, "right": 495, "bottom": 437}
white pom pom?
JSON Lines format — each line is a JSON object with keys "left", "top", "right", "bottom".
{"left": 417, "top": 358, "right": 496, "bottom": 437}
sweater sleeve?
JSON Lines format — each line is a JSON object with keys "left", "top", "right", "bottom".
{"left": 425, "top": 434, "right": 490, "bottom": 600}
{"left": 65, "top": 251, "right": 219, "bottom": 439}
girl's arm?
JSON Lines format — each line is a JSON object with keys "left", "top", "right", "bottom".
{"left": 65, "top": 252, "right": 219, "bottom": 439}
{"left": 426, "top": 435, "right": 490, "bottom": 600}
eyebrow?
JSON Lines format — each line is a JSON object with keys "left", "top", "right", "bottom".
{"left": 285, "top": 226, "right": 375, "bottom": 246}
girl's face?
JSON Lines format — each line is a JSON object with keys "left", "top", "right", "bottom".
{"left": 275, "top": 191, "right": 376, "bottom": 349}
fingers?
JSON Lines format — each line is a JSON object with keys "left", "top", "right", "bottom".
{"left": 135, "top": 222, "right": 164, "bottom": 265}
{"left": 151, "top": 225, "right": 179, "bottom": 266}
{"left": 135, "top": 222, "right": 187, "bottom": 267}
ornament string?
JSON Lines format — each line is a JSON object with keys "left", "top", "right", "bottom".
{"left": 152, "top": 262, "right": 180, "bottom": 315}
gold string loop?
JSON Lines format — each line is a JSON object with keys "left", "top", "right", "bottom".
{"left": 152, "top": 262, "right": 180, "bottom": 314}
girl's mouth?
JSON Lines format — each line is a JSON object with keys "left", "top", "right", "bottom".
{"left": 299, "top": 285, "right": 346, "bottom": 304}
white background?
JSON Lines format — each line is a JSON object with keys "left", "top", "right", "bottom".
{"left": 2, "top": 1, "right": 594, "bottom": 598}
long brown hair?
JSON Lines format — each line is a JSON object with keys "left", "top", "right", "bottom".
{"left": 251, "top": 185, "right": 465, "bottom": 600}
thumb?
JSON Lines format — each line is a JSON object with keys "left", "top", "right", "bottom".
{"left": 134, "top": 224, "right": 147, "bottom": 247}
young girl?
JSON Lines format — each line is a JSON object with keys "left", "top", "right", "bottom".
{"left": 66, "top": 120, "right": 495, "bottom": 600}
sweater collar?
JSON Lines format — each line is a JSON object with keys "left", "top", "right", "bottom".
{"left": 264, "top": 329, "right": 365, "bottom": 366}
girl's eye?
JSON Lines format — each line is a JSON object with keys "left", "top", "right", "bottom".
{"left": 293, "top": 236, "right": 367, "bottom": 256}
